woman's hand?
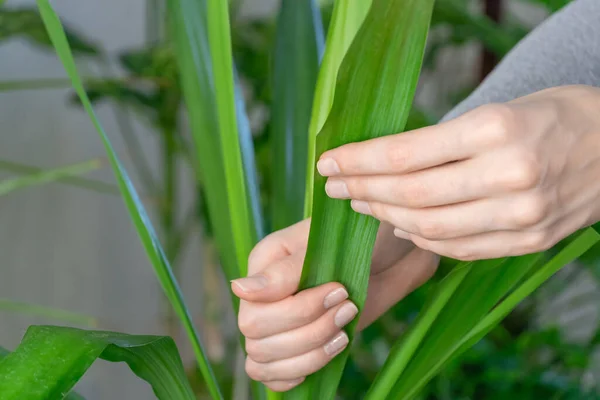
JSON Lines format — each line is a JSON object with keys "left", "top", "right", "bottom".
{"left": 318, "top": 85, "right": 600, "bottom": 260}
{"left": 232, "top": 220, "right": 437, "bottom": 391}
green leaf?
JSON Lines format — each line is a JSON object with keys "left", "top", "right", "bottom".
{"left": 206, "top": 0, "right": 257, "bottom": 275}
{"left": 167, "top": 0, "right": 262, "bottom": 283}
{"left": 271, "top": 0, "right": 324, "bottom": 229}
{"left": 0, "top": 326, "right": 194, "bottom": 400}
{"left": 0, "top": 7, "right": 98, "bottom": 54}
{"left": 394, "top": 228, "right": 600, "bottom": 399}
{"left": 0, "top": 159, "right": 101, "bottom": 197}
{"left": 304, "top": 0, "right": 371, "bottom": 217}
{"left": 34, "top": 1, "right": 221, "bottom": 398}
{"left": 0, "top": 347, "right": 9, "bottom": 359}
{"left": 0, "top": 159, "right": 120, "bottom": 196}
{"left": 286, "top": 1, "right": 435, "bottom": 398}
{"left": 0, "top": 299, "right": 97, "bottom": 327}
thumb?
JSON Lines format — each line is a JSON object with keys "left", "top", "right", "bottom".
{"left": 231, "top": 250, "right": 305, "bottom": 302}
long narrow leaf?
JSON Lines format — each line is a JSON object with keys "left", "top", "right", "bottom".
{"left": 0, "top": 326, "right": 194, "bottom": 400}
{"left": 0, "top": 299, "right": 96, "bottom": 327}
{"left": 167, "top": 0, "right": 261, "bottom": 283}
{"left": 271, "top": 0, "right": 323, "bottom": 229}
{"left": 0, "top": 159, "right": 101, "bottom": 197}
{"left": 304, "top": 0, "right": 372, "bottom": 217}
{"left": 206, "top": 0, "right": 256, "bottom": 275}
{"left": 287, "top": 1, "right": 435, "bottom": 398}
{"left": 397, "top": 227, "right": 600, "bottom": 399}
{"left": 34, "top": 2, "right": 221, "bottom": 398}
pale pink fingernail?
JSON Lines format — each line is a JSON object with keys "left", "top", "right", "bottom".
{"left": 351, "top": 200, "right": 372, "bottom": 216}
{"left": 324, "top": 331, "right": 349, "bottom": 356}
{"left": 231, "top": 274, "right": 268, "bottom": 293}
{"left": 334, "top": 303, "right": 358, "bottom": 328}
{"left": 323, "top": 288, "right": 348, "bottom": 309}
{"left": 317, "top": 158, "right": 340, "bottom": 176}
{"left": 325, "top": 180, "right": 350, "bottom": 199}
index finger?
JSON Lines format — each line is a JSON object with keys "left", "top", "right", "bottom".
{"left": 316, "top": 109, "right": 488, "bottom": 177}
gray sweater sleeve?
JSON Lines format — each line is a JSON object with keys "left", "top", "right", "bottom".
{"left": 441, "top": 0, "right": 600, "bottom": 122}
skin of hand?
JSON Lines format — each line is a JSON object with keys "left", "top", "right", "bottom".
{"left": 231, "top": 219, "right": 438, "bottom": 392}
{"left": 319, "top": 85, "right": 600, "bottom": 260}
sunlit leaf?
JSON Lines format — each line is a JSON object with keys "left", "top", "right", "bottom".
{"left": 34, "top": 1, "right": 221, "bottom": 398}
{"left": 286, "top": 1, "right": 435, "bottom": 398}
{"left": 304, "top": 0, "right": 371, "bottom": 216}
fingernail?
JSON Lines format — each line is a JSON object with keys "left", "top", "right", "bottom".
{"left": 324, "top": 331, "right": 349, "bottom": 356}
{"left": 325, "top": 180, "right": 350, "bottom": 199}
{"left": 231, "top": 274, "right": 268, "bottom": 293}
{"left": 323, "top": 288, "right": 348, "bottom": 309}
{"left": 287, "top": 377, "right": 305, "bottom": 388}
{"left": 394, "top": 228, "right": 410, "bottom": 240}
{"left": 351, "top": 200, "right": 372, "bottom": 216}
{"left": 317, "top": 158, "right": 340, "bottom": 176}
{"left": 334, "top": 303, "right": 359, "bottom": 328}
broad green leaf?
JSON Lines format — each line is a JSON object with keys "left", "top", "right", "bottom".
{"left": 0, "top": 159, "right": 100, "bottom": 197}
{"left": 0, "top": 299, "right": 97, "bottom": 327}
{"left": 396, "top": 227, "right": 600, "bottom": 399}
{"left": 34, "top": 1, "right": 221, "bottom": 398}
{"left": 286, "top": 1, "right": 435, "bottom": 398}
{"left": 167, "top": 0, "right": 262, "bottom": 283}
{"left": 271, "top": 0, "right": 323, "bottom": 229}
{"left": 304, "top": 0, "right": 371, "bottom": 217}
{"left": 206, "top": 0, "right": 257, "bottom": 275}
{"left": 0, "top": 326, "right": 194, "bottom": 400}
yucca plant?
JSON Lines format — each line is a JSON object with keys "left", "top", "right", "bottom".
{"left": 1, "top": 0, "right": 598, "bottom": 399}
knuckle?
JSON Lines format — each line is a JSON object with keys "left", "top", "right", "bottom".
{"left": 478, "top": 103, "right": 517, "bottom": 146}
{"left": 385, "top": 142, "right": 411, "bottom": 172}
{"left": 512, "top": 193, "right": 549, "bottom": 228}
{"left": 238, "top": 311, "right": 259, "bottom": 339}
{"left": 368, "top": 202, "right": 388, "bottom": 221}
{"left": 245, "top": 339, "right": 270, "bottom": 363}
{"left": 345, "top": 178, "right": 366, "bottom": 199}
{"left": 415, "top": 218, "right": 446, "bottom": 240}
{"left": 245, "top": 357, "right": 267, "bottom": 382}
{"left": 402, "top": 180, "right": 430, "bottom": 208}
{"left": 504, "top": 151, "right": 543, "bottom": 190}
{"left": 523, "top": 231, "right": 552, "bottom": 253}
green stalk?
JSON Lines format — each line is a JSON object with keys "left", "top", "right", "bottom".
{"left": 285, "top": 1, "right": 435, "bottom": 398}
{"left": 303, "top": 0, "right": 372, "bottom": 217}
{"left": 271, "top": 0, "right": 324, "bottom": 230}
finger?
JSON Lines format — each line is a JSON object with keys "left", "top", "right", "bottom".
{"left": 316, "top": 104, "right": 514, "bottom": 177}
{"left": 245, "top": 332, "right": 349, "bottom": 382}
{"left": 232, "top": 250, "right": 304, "bottom": 302}
{"left": 247, "top": 219, "right": 311, "bottom": 275}
{"left": 352, "top": 189, "right": 557, "bottom": 241}
{"left": 358, "top": 248, "right": 438, "bottom": 330}
{"left": 245, "top": 300, "right": 358, "bottom": 363}
{"left": 263, "top": 378, "right": 305, "bottom": 392}
{"left": 406, "top": 228, "right": 561, "bottom": 261}
{"left": 238, "top": 283, "right": 348, "bottom": 339}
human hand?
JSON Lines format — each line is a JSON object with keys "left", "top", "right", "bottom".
{"left": 232, "top": 219, "right": 437, "bottom": 391}
{"left": 318, "top": 85, "right": 600, "bottom": 261}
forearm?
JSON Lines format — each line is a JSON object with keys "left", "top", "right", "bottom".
{"left": 442, "top": 0, "right": 600, "bottom": 123}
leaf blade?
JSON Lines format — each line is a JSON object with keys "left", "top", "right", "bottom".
{"left": 271, "top": 0, "right": 324, "bottom": 229}
{"left": 0, "top": 326, "right": 195, "bottom": 400}
{"left": 34, "top": 1, "right": 221, "bottom": 398}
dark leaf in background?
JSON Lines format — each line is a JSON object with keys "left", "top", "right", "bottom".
{"left": 0, "top": 7, "right": 98, "bottom": 54}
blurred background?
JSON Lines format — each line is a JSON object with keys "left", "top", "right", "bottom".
{"left": 2, "top": 0, "right": 600, "bottom": 398}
